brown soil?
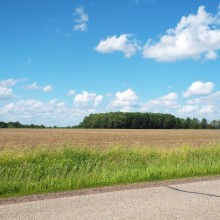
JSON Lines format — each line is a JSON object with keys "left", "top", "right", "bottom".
{"left": 0, "top": 129, "right": 220, "bottom": 150}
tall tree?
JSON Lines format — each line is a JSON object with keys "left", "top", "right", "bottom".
{"left": 200, "top": 118, "right": 208, "bottom": 129}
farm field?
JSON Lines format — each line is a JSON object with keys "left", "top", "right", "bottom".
{"left": 1, "top": 129, "right": 220, "bottom": 150}
{"left": 1, "top": 129, "right": 220, "bottom": 199}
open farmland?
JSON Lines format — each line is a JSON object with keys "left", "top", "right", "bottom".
{"left": 0, "top": 129, "right": 220, "bottom": 199}
{"left": 1, "top": 129, "right": 220, "bottom": 150}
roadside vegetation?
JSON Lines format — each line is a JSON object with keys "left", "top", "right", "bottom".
{"left": 1, "top": 144, "right": 220, "bottom": 198}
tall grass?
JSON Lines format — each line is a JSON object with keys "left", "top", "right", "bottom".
{"left": 1, "top": 145, "right": 220, "bottom": 198}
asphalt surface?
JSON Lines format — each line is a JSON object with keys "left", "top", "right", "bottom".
{"left": 1, "top": 179, "right": 220, "bottom": 220}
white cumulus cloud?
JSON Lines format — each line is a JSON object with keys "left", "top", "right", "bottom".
{"left": 0, "top": 99, "right": 76, "bottom": 126}
{"left": 183, "top": 81, "right": 214, "bottom": 98}
{"left": 111, "top": 89, "right": 139, "bottom": 112}
{"left": 178, "top": 90, "right": 220, "bottom": 119}
{"left": 143, "top": 6, "right": 220, "bottom": 61}
{"left": 74, "top": 91, "right": 103, "bottom": 108}
{"left": 0, "top": 97, "right": 107, "bottom": 126}
{"left": 95, "top": 34, "right": 139, "bottom": 58}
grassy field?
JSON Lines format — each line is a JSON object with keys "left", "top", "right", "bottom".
{"left": 1, "top": 129, "right": 220, "bottom": 198}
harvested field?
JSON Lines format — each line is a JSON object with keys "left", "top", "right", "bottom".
{"left": 0, "top": 129, "right": 220, "bottom": 150}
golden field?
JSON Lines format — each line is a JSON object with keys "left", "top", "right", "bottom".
{"left": 1, "top": 129, "right": 220, "bottom": 150}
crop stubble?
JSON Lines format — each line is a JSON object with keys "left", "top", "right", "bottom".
{"left": 0, "top": 129, "right": 220, "bottom": 150}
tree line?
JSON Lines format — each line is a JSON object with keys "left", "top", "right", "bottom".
{"left": 1, "top": 112, "right": 220, "bottom": 129}
{"left": 79, "top": 112, "right": 220, "bottom": 129}
{"left": 0, "top": 121, "right": 46, "bottom": 128}
{"left": 0, "top": 121, "right": 76, "bottom": 129}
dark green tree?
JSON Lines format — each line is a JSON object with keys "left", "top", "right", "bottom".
{"left": 200, "top": 118, "right": 208, "bottom": 129}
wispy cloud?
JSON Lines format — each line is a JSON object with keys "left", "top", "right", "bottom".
{"left": 131, "top": 0, "right": 156, "bottom": 4}
{"left": 55, "top": 30, "right": 71, "bottom": 38}
{"left": 141, "top": 92, "right": 179, "bottom": 112}
{"left": 67, "top": 90, "right": 76, "bottom": 96}
{"left": 0, "top": 87, "right": 13, "bottom": 100}
{"left": 42, "top": 85, "right": 53, "bottom": 93}
{"left": 0, "top": 79, "right": 20, "bottom": 87}
{"left": 26, "top": 82, "right": 53, "bottom": 93}
{"left": 73, "top": 6, "right": 89, "bottom": 32}
{"left": 73, "top": 23, "right": 87, "bottom": 32}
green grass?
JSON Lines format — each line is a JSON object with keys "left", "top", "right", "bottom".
{"left": 1, "top": 145, "right": 220, "bottom": 198}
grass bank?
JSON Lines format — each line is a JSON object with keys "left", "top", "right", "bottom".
{"left": 1, "top": 145, "right": 220, "bottom": 198}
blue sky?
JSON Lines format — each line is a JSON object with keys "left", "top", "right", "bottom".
{"left": 1, "top": 0, "right": 220, "bottom": 126}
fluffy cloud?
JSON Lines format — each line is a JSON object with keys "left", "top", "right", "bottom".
{"left": 0, "top": 99, "right": 97, "bottom": 126}
{"left": 143, "top": 6, "right": 220, "bottom": 61}
{"left": 198, "top": 105, "right": 214, "bottom": 114}
{"left": 0, "top": 99, "right": 75, "bottom": 126}
{"left": 178, "top": 91, "right": 220, "bottom": 118}
{"left": 0, "top": 87, "right": 13, "bottom": 100}
{"left": 187, "top": 91, "right": 220, "bottom": 105}
{"left": 0, "top": 99, "right": 65, "bottom": 116}
{"left": 183, "top": 81, "right": 214, "bottom": 98}
{"left": 141, "top": 92, "right": 179, "bottom": 111}
{"left": 74, "top": 91, "right": 103, "bottom": 108}
{"left": 177, "top": 104, "right": 216, "bottom": 117}
{"left": 111, "top": 89, "right": 139, "bottom": 111}
{"left": 26, "top": 82, "right": 53, "bottom": 93}
{"left": 0, "top": 78, "right": 20, "bottom": 100}
{"left": 177, "top": 105, "right": 199, "bottom": 113}
{"left": 95, "top": 34, "right": 139, "bottom": 58}
{"left": 73, "top": 6, "right": 88, "bottom": 32}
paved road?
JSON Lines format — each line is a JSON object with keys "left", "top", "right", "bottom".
{"left": 1, "top": 180, "right": 220, "bottom": 220}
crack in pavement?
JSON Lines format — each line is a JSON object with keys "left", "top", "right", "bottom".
{"left": 166, "top": 186, "right": 220, "bottom": 198}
